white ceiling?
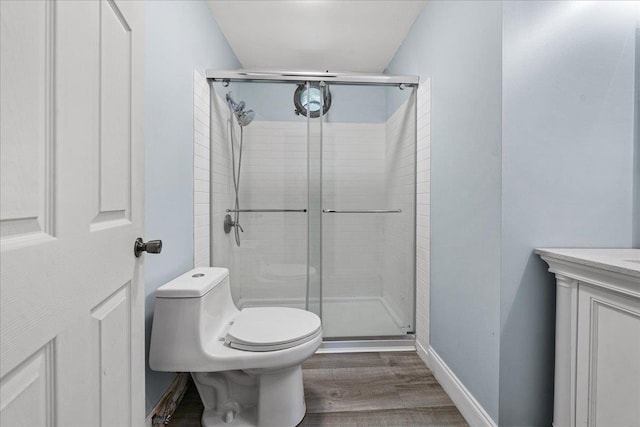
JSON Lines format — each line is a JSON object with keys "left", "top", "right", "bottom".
{"left": 206, "top": 0, "right": 425, "bottom": 73}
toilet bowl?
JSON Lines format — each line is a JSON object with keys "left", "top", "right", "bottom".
{"left": 149, "top": 267, "right": 322, "bottom": 427}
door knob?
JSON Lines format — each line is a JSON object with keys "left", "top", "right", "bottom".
{"left": 134, "top": 238, "right": 162, "bottom": 257}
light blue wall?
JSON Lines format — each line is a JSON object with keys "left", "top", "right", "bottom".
{"left": 635, "top": 22, "right": 640, "bottom": 248}
{"left": 145, "top": 0, "right": 240, "bottom": 414}
{"left": 500, "top": 2, "right": 637, "bottom": 424}
{"left": 386, "top": 1, "right": 504, "bottom": 420}
{"left": 388, "top": 1, "right": 638, "bottom": 425}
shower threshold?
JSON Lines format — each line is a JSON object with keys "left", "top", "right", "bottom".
{"left": 317, "top": 337, "right": 415, "bottom": 354}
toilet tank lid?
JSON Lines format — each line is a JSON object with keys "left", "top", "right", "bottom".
{"left": 155, "top": 267, "right": 229, "bottom": 298}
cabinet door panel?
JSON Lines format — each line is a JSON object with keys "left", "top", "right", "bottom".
{"left": 576, "top": 284, "right": 640, "bottom": 427}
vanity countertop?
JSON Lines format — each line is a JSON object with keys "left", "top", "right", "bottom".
{"left": 535, "top": 248, "right": 640, "bottom": 279}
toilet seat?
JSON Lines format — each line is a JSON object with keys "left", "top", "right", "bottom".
{"left": 226, "top": 307, "right": 322, "bottom": 352}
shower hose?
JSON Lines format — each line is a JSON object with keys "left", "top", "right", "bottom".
{"left": 230, "top": 124, "right": 244, "bottom": 246}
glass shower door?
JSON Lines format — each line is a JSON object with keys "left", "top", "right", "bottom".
{"left": 210, "top": 81, "right": 310, "bottom": 312}
{"left": 321, "top": 84, "right": 417, "bottom": 338}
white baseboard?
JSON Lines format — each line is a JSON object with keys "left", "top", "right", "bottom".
{"left": 415, "top": 339, "right": 430, "bottom": 369}
{"left": 426, "top": 346, "right": 497, "bottom": 427}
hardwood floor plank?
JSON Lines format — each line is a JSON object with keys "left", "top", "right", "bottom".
{"left": 379, "top": 351, "right": 426, "bottom": 367}
{"left": 396, "top": 383, "right": 457, "bottom": 408}
{"left": 302, "top": 352, "right": 384, "bottom": 369}
{"left": 391, "top": 365, "right": 437, "bottom": 385}
{"left": 300, "top": 407, "right": 468, "bottom": 426}
{"left": 304, "top": 381, "right": 402, "bottom": 413}
{"left": 304, "top": 366, "right": 398, "bottom": 383}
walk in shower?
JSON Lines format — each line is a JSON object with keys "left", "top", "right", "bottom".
{"left": 207, "top": 71, "right": 417, "bottom": 342}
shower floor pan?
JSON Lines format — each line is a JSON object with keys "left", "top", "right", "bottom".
{"left": 237, "top": 296, "right": 412, "bottom": 339}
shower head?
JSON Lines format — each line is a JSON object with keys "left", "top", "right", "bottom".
{"left": 226, "top": 92, "right": 254, "bottom": 126}
{"left": 236, "top": 109, "right": 255, "bottom": 127}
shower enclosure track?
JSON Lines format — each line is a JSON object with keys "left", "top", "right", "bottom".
{"left": 207, "top": 69, "right": 419, "bottom": 87}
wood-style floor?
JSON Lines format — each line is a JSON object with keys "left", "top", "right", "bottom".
{"left": 170, "top": 352, "right": 468, "bottom": 427}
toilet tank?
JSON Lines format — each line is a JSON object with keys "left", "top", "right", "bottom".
{"left": 149, "top": 267, "right": 239, "bottom": 372}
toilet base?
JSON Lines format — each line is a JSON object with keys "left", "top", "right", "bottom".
{"left": 202, "top": 407, "right": 257, "bottom": 427}
{"left": 256, "top": 365, "right": 306, "bottom": 427}
{"left": 196, "top": 365, "right": 307, "bottom": 427}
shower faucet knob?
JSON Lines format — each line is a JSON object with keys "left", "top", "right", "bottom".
{"left": 223, "top": 215, "right": 244, "bottom": 234}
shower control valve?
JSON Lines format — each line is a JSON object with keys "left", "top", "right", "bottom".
{"left": 223, "top": 214, "right": 244, "bottom": 234}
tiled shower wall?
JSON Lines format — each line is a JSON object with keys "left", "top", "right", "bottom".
{"left": 415, "top": 82, "right": 431, "bottom": 352}
{"left": 381, "top": 83, "right": 430, "bottom": 341}
{"left": 193, "top": 70, "right": 211, "bottom": 268}
{"left": 319, "top": 123, "right": 387, "bottom": 299}
{"left": 232, "top": 121, "right": 308, "bottom": 304}
{"left": 382, "top": 92, "right": 417, "bottom": 331}
{"left": 208, "top": 83, "right": 235, "bottom": 279}
{"left": 235, "top": 121, "right": 386, "bottom": 304}
{"left": 193, "top": 71, "right": 235, "bottom": 276}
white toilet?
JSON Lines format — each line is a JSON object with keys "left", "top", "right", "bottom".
{"left": 149, "top": 267, "right": 322, "bottom": 427}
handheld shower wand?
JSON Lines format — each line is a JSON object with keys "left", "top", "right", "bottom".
{"left": 224, "top": 92, "right": 254, "bottom": 246}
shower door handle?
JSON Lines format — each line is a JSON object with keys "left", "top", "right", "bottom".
{"left": 322, "top": 209, "right": 402, "bottom": 214}
{"left": 226, "top": 209, "right": 307, "bottom": 213}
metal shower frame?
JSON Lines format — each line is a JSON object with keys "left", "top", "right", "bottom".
{"left": 206, "top": 69, "right": 419, "bottom": 87}
{"left": 206, "top": 69, "right": 420, "bottom": 349}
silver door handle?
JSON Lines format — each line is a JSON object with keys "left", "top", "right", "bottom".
{"left": 226, "top": 209, "right": 307, "bottom": 213}
{"left": 322, "top": 209, "right": 402, "bottom": 213}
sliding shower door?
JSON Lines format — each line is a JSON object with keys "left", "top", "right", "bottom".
{"left": 210, "top": 82, "right": 311, "bottom": 312}
{"left": 321, "top": 85, "right": 417, "bottom": 338}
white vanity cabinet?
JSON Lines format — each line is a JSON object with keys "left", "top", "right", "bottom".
{"left": 537, "top": 249, "right": 640, "bottom": 427}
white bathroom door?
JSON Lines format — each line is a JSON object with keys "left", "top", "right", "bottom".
{"left": 1, "top": 1, "right": 145, "bottom": 426}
